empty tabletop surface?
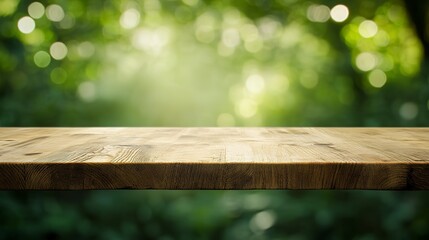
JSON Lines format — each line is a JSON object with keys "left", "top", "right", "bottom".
{"left": 0, "top": 128, "right": 428, "bottom": 190}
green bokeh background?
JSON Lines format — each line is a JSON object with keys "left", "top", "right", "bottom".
{"left": 1, "top": 0, "right": 429, "bottom": 239}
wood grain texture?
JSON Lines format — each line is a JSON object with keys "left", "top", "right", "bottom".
{"left": 0, "top": 128, "right": 428, "bottom": 190}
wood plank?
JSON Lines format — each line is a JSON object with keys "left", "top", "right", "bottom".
{"left": 0, "top": 128, "right": 428, "bottom": 190}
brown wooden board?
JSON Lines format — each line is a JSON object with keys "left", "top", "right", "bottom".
{"left": 0, "top": 128, "right": 428, "bottom": 190}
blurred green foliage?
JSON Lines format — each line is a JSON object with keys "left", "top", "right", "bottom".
{"left": 2, "top": 191, "right": 429, "bottom": 239}
{"left": 1, "top": 0, "right": 428, "bottom": 126}
{"left": 1, "top": 0, "right": 429, "bottom": 239}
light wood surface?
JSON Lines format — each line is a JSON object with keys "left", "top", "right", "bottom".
{"left": 0, "top": 128, "right": 428, "bottom": 190}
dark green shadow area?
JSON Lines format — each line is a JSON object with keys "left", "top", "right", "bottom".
{"left": 1, "top": 190, "right": 429, "bottom": 239}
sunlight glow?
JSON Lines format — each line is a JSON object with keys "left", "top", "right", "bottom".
{"left": 258, "top": 17, "right": 280, "bottom": 39}
{"left": 50, "top": 42, "right": 68, "bottom": 60}
{"left": 330, "top": 5, "right": 349, "bottom": 22}
{"left": 245, "top": 74, "right": 265, "bottom": 94}
{"left": 222, "top": 28, "right": 240, "bottom": 48}
{"left": 120, "top": 8, "right": 140, "bottom": 29}
{"left": 359, "top": 20, "right": 378, "bottom": 38}
{"left": 132, "top": 28, "right": 170, "bottom": 54}
{"left": 356, "top": 52, "right": 377, "bottom": 72}
{"left": 368, "top": 69, "right": 387, "bottom": 88}
{"left": 250, "top": 211, "right": 276, "bottom": 232}
{"left": 307, "top": 5, "right": 330, "bottom": 23}
{"left": 17, "top": 16, "right": 35, "bottom": 34}
{"left": 28, "top": 2, "right": 44, "bottom": 19}
{"left": 46, "top": 4, "right": 64, "bottom": 22}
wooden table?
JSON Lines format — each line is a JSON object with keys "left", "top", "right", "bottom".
{"left": 0, "top": 128, "right": 428, "bottom": 190}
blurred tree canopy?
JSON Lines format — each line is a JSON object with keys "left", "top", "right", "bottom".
{"left": 1, "top": 0, "right": 429, "bottom": 239}
{"left": 0, "top": 0, "right": 428, "bottom": 127}
{"left": 2, "top": 190, "right": 429, "bottom": 240}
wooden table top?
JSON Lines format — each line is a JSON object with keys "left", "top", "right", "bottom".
{"left": 1, "top": 128, "right": 428, "bottom": 190}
